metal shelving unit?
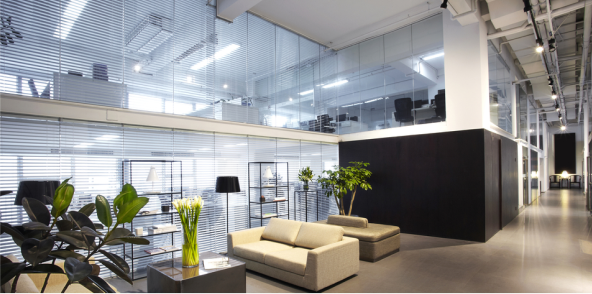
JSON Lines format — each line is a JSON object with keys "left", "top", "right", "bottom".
{"left": 248, "top": 162, "right": 289, "bottom": 227}
{"left": 121, "top": 160, "right": 183, "bottom": 280}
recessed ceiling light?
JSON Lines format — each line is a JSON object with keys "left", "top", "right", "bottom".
{"left": 300, "top": 90, "right": 314, "bottom": 96}
{"left": 134, "top": 64, "right": 141, "bottom": 72}
{"left": 191, "top": 44, "right": 240, "bottom": 70}
{"left": 322, "top": 80, "right": 348, "bottom": 89}
{"left": 289, "top": 97, "right": 292, "bottom": 101}
{"left": 223, "top": 84, "right": 228, "bottom": 88}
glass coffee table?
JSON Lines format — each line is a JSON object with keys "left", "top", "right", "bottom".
{"left": 147, "top": 251, "right": 246, "bottom": 293}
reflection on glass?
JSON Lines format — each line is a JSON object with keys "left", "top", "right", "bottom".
{"left": 488, "top": 41, "right": 512, "bottom": 133}
{"left": 530, "top": 149, "right": 539, "bottom": 202}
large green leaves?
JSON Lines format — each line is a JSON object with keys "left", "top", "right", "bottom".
{"left": 99, "top": 250, "right": 129, "bottom": 274}
{"left": 117, "top": 197, "right": 149, "bottom": 224}
{"left": 21, "top": 238, "right": 55, "bottom": 267}
{"left": 113, "top": 184, "right": 137, "bottom": 215}
{"left": 118, "top": 237, "right": 150, "bottom": 245}
{"left": 51, "top": 178, "right": 75, "bottom": 218}
{"left": 98, "top": 260, "right": 133, "bottom": 285}
{"left": 22, "top": 198, "right": 51, "bottom": 225}
{"left": 56, "top": 231, "right": 89, "bottom": 249}
{"left": 84, "top": 275, "right": 116, "bottom": 293}
{"left": 95, "top": 195, "right": 112, "bottom": 228}
{"left": 78, "top": 203, "right": 96, "bottom": 217}
{"left": 1, "top": 262, "right": 26, "bottom": 285}
{"left": 64, "top": 257, "right": 92, "bottom": 282}
{"left": 49, "top": 250, "right": 85, "bottom": 262}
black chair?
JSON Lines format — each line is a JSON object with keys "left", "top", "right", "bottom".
{"left": 569, "top": 175, "right": 582, "bottom": 189}
{"left": 549, "top": 175, "right": 560, "bottom": 189}
{"left": 435, "top": 93, "right": 446, "bottom": 120}
{"left": 394, "top": 98, "right": 414, "bottom": 126}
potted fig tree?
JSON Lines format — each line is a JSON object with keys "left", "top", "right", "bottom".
{"left": 318, "top": 161, "right": 372, "bottom": 216}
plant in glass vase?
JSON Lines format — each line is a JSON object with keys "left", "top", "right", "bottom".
{"left": 298, "top": 167, "right": 314, "bottom": 191}
{"left": 172, "top": 196, "right": 203, "bottom": 268}
{"left": 0, "top": 179, "right": 150, "bottom": 293}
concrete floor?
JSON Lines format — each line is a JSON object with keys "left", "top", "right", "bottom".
{"left": 110, "top": 189, "right": 592, "bottom": 292}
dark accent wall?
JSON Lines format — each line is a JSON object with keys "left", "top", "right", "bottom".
{"left": 340, "top": 129, "right": 519, "bottom": 242}
{"left": 500, "top": 136, "right": 519, "bottom": 228}
{"left": 554, "top": 133, "right": 576, "bottom": 174}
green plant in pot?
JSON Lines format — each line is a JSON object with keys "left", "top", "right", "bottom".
{"left": 298, "top": 167, "right": 314, "bottom": 191}
{"left": 1, "top": 178, "right": 150, "bottom": 293}
{"left": 318, "top": 161, "right": 372, "bottom": 216}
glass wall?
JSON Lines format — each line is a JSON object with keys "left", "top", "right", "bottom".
{"left": 0, "top": 0, "right": 444, "bottom": 135}
{"left": 488, "top": 41, "right": 513, "bottom": 133}
{"left": 0, "top": 114, "right": 338, "bottom": 278}
{"left": 517, "top": 85, "right": 529, "bottom": 141}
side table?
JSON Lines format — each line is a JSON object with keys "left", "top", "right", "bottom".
{"left": 147, "top": 251, "right": 246, "bottom": 293}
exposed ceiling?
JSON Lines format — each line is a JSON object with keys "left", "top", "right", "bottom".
{"left": 249, "top": 0, "right": 440, "bottom": 50}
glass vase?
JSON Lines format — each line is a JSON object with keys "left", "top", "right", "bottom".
{"left": 303, "top": 181, "right": 309, "bottom": 191}
{"left": 182, "top": 229, "right": 199, "bottom": 268}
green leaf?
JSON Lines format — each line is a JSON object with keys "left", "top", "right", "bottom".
{"left": 49, "top": 250, "right": 85, "bottom": 262}
{"left": 113, "top": 184, "right": 138, "bottom": 215}
{"left": 1, "top": 222, "right": 25, "bottom": 242}
{"left": 104, "top": 228, "right": 131, "bottom": 246}
{"left": 21, "top": 238, "right": 55, "bottom": 267}
{"left": 116, "top": 197, "right": 149, "bottom": 224}
{"left": 56, "top": 219, "right": 73, "bottom": 231}
{"left": 1, "top": 262, "right": 26, "bottom": 285}
{"left": 85, "top": 275, "right": 116, "bottom": 293}
{"left": 22, "top": 222, "right": 51, "bottom": 231}
{"left": 99, "top": 250, "right": 129, "bottom": 274}
{"left": 22, "top": 198, "right": 51, "bottom": 225}
{"left": 78, "top": 203, "right": 96, "bottom": 217}
{"left": 23, "top": 264, "right": 64, "bottom": 274}
{"left": 64, "top": 257, "right": 92, "bottom": 282}
{"left": 68, "top": 211, "right": 96, "bottom": 246}
{"left": 95, "top": 195, "right": 112, "bottom": 228}
{"left": 81, "top": 227, "right": 102, "bottom": 240}
{"left": 56, "top": 231, "right": 88, "bottom": 249}
{"left": 118, "top": 236, "right": 150, "bottom": 245}
{"left": 93, "top": 223, "right": 104, "bottom": 229}
{"left": 51, "top": 180, "right": 75, "bottom": 218}
{"left": 98, "top": 259, "right": 133, "bottom": 285}
{"left": 1, "top": 255, "right": 13, "bottom": 265}
{"left": 78, "top": 277, "right": 106, "bottom": 293}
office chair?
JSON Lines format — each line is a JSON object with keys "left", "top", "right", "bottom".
{"left": 394, "top": 98, "right": 414, "bottom": 126}
{"left": 549, "top": 175, "right": 560, "bottom": 189}
{"left": 435, "top": 94, "right": 446, "bottom": 120}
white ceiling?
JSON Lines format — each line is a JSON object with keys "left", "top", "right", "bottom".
{"left": 249, "top": 0, "right": 436, "bottom": 49}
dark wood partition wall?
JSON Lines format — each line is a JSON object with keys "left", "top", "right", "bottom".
{"left": 339, "top": 129, "right": 519, "bottom": 242}
{"left": 500, "top": 136, "right": 519, "bottom": 228}
{"left": 554, "top": 133, "right": 576, "bottom": 174}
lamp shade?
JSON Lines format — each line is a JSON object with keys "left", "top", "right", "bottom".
{"left": 146, "top": 166, "right": 160, "bottom": 182}
{"left": 263, "top": 166, "right": 273, "bottom": 178}
{"left": 215, "top": 176, "right": 240, "bottom": 193}
{"left": 14, "top": 180, "right": 60, "bottom": 205}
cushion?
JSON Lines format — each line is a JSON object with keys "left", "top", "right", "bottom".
{"left": 316, "top": 220, "right": 400, "bottom": 242}
{"left": 233, "top": 240, "right": 294, "bottom": 263}
{"left": 294, "top": 222, "right": 344, "bottom": 249}
{"left": 261, "top": 218, "right": 303, "bottom": 245}
{"left": 327, "top": 215, "right": 368, "bottom": 228}
{"left": 2, "top": 255, "right": 39, "bottom": 293}
{"left": 264, "top": 247, "right": 310, "bottom": 276}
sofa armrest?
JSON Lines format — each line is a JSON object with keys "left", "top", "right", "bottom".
{"left": 305, "top": 236, "right": 359, "bottom": 291}
{"left": 227, "top": 226, "right": 266, "bottom": 257}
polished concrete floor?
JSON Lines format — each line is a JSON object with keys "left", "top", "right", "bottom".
{"left": 110, "top": 189, "right": 592, "bottom": 292}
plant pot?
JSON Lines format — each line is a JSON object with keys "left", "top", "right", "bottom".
{"left": 182, "top": 228, "right": 199, "bottom": 268}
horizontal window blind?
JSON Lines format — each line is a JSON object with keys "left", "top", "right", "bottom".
{"left": 0, "top": 114, "right": 338, "bottom": 279}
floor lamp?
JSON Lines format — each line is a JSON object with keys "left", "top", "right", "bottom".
{"left": 216, "top": 176, "right": 241, "bottom": 234}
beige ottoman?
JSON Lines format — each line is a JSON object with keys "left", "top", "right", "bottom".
{"left": 316, "top": 215, "right": 400, "bottom": 262}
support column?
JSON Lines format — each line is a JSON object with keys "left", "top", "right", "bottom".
{"left": 584, "top": 98, "right": 589, "bottom": 193}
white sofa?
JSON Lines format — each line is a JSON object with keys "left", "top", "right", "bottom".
{"left": 227, "top": 218, "right": 359, "bottom": 291}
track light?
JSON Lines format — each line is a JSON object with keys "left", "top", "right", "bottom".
{"left": 558, "top": 113, "right": 562, "bottom": 119}
{"left": 548, "top": 78, "right": 553, "bottom": 86}
{"left": 441, "top": 0, "right": 448, "bottom": 9}
{"left": 555, "top": 104, "right": 560, "bottom": 112}
{"left": 536, "top": 39, "right": 544, "bottom": 53}
{"left": 551, "top": 91, "right": 557, "bottom": 99}
{"left": 548, "top": 38, "right": 556, "bottom": 52}
{"left": 561, "top": 125, "right": 566, "bottom": 131}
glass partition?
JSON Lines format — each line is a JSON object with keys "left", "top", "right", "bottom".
{"left": 517, "top": 85, "right": 528, "bottom": 141}
{"left": 488, "top": 41, "right": 512, "bottom": 133}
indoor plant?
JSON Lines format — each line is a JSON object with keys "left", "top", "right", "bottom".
{"left": 1, "top": 178, "right": 150, "bottom": 293}
{"left": 318, "top": 161, "right": 372, "bottom": 216}
{"left": 172, "top": 196, "right": 203, "bottom": 268}
{"left": 298, "top": 167, "right": 314, "bottom": 190}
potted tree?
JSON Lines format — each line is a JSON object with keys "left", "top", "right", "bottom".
{"left": 298, "top": 167, "right": 314, "bottom": 191}
{"left": 1, "top": 178, "right": 151, "bottom": 293}
{"left": 318, "top": 161, "right": 372, "bottom": 216}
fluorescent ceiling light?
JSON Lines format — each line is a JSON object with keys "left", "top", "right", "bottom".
{"left": 54, "top": 0, "right": 88, "bottom": 39}
{"left": 95, "top": 135, "right": 119, "bottom": 141}
{"left": 365, "top": 98, "right": 383, "bottom": 103}
{"left": 191, "top": 44, "right": 240, "bottom": 70}
{"left": 342, "top": 102, "right": 362, "bottom": 108}
{"left": 322, "top": 80, "right": 348, "bottom": 89}
{"left": 422, "top": 52, "right": 444, "bottom": 61}
{"left": 299, "top": 89, "right": 314, "bottom": 96}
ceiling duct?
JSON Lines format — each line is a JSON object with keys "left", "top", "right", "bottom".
{"left": 126, "top": 14, "right": 173, "bottom": 54}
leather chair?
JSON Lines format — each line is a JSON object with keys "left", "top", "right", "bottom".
{"left": 394, "top": 98, "right": 414, "bottom": 126}
{"left": 569, "top": 175, "right": 582, "bottom": 189}
{"left": 549, "top": 175, "right": 560, "bottom": 189}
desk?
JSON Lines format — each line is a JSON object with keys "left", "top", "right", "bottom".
{"left": 147, "top": 252, "right": 246, "bottom": 293}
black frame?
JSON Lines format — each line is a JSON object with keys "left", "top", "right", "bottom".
{"left": 247, "top": 162, "right": 289, "bottom": 227}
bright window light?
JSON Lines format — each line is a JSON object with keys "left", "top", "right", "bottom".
{"left": 165, "top": 101, "right": 195, "bottom": 115}
{"left": 422, "top": 52, "right": 444, "bottom": 60}
{"left": 128, "top": 93, "right": 163, "bottom": 112}
{"left": 299, "top": 89, "right": 314, "bottom": 96}
{"left": 322, "top": 80, "right": 348, "bottom": 89}
{"left": 268, "top": 115, "right": 287, "bottom": 127}
{"left": 95, "top": 135, "right": 119, "bottom": 141}
{"left": 54, "top": 0, "right": 89, "bottom": 39}
{"left": 74, "top": 143, "right": 94, "bottom": 148}
{"left": 191, "top": 44, "right": 240, "bottom": 70}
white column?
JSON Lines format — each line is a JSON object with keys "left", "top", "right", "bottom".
{"left": 527, "top": 100, "right": 531, "bottom": 204}
{"left": 542, "top": 123, "right": 548, "bottom": 193}
{"left": 584, "top": 98, "right": 589, "bottom": 192}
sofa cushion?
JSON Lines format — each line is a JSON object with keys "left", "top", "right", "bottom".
{"left": 261, "top": 218, "right": 302, "bottom": 245}
{"left": 295, "top": 222, "right": 344, "bottom": 249}
{"left": 316, "top": 220, "right": 400, "bottom": 242}
{"left": 327, "top": 215, "right": 368, "bottom": 228}
{"left": 264, "top": 247, "right": 310, "bottom": 276}
{"left": 234, "top": 240, "right": 294, "bottom": 263}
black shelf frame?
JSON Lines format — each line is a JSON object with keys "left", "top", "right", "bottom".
{"left": 294, "top": 190, "right": 319, "bottom": 222}
{"left": 121, "top": 159, "right": 183, "bottom": 280}
{"left": 248, "top": 162, "right": 289, "bottom": 227}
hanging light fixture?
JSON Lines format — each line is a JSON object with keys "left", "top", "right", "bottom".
{"left": 440, "top": 0, "right": 448, "bottom": 9}
{"left": 561, "top": 125, "right": 566, "bottom": 131}
{"left": 551, "top": 90, "right": 557, "bottom": 99}
{"left": 548, "top": 78, "right": 553, "bottom": 86}
{"left": 536, "top": 39, "right": 544, "bottom": 53}
{"left": 555, "top": 103, "right": 560, "bottom": 112}
{"left": 548, "top": 38, "right": 556, "bottom": 52}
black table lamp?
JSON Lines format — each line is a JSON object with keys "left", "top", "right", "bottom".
{"left": 14, "top": 180, "right": 60, "bottom": 205}
{"left": 215, "top": 176, "right": 240, "bottom": 234}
